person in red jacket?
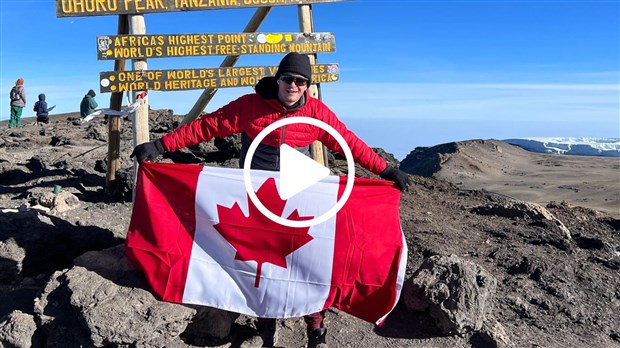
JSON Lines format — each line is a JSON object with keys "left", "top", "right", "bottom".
{"left": 131, "top": 52, "right": 409, "bottom": 348}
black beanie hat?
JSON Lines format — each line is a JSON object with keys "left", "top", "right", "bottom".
{"left": 87, "top": 89, "right": 96, "bottom": 97}
{"left": 276, "top": 52, "right": 312, "bottom": 84}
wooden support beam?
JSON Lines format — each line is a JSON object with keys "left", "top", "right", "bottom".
{"left": 129, "top": 14, "right": 149, "bottom": 201}
{"left": 298, "top": 4, "right": 327, "bottom": 166}
{"left": 128, "top": 15, "right": 150, "bottom": 146}
{"left": 180, "top": 7, "right": 272, "bottom": 126}
{"left": 105, "top": 14, "right": 128, "bottom": 193}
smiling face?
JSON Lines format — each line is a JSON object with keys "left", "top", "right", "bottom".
{"left": 277, "top": 73, "right": 308, "bottom": 107}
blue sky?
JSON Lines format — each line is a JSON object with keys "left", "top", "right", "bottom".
{"left": 1, "top": 0, "right": 618, "bottom": 159}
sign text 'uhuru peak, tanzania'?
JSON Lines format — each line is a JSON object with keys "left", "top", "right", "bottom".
{"left": 97, "top": 32, "right": 335, "bottom": 60}
{"left": 99, "top": 64, "right": 339, "bottom": 92}
{"left": 57, "top": 0, "right": 345, "bottom": 17}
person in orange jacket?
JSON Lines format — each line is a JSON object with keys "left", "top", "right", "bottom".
{"left": 9, "top": 78, "right": 26, "bottom": 128}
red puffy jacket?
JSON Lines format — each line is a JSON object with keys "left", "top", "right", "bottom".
{"left": 161, "top": 78, "right": 387, "bottom": 175}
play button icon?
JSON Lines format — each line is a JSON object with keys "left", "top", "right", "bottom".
{"left": 278, "top": 144, "right": 331, "bottom": 200}
{"left": 243, "top": 117, "right": 355, "bottom": 228}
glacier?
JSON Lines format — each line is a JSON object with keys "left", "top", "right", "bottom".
{"left": 503, "top": 137, "right": 620, "bottom": 157}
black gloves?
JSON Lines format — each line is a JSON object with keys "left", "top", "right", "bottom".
{"left": 130, "top": 139, "right": 165, "bottom": 164}
{"left": 380, "top": 166, "right": 410, "bottom": 192}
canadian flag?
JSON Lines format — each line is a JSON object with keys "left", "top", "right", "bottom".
{"left": 126, "top": 162, "right": 407, "bottom": 325}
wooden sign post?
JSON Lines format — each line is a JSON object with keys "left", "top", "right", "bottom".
{"left": 128, "top": 14, "right": 150, "bottom": 189}
{"left": 105, "top": 14, "right": 128, "bottom": 193}
{"left": 55, "top": 0, "right": 345, "bottom": 191}
{"left": 298, "top": 3, "right": 326, "bottom": 165}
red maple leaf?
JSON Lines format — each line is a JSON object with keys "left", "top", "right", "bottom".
{"left": 213, "top": 178, "right": 314, "bottom": 288}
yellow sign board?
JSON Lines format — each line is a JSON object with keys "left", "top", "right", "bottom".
{"left": 57, "top": 0, "right": 345, "bottom": 17}
{"left": 99, "top": 64, "right": 339, "bottom": 92}
{"left": 97, "top": 32, "right": 335, "bottom": 59}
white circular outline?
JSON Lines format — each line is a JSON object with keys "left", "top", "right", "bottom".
{"left": 243, "top": 117, "right": 355, "bottom": 228}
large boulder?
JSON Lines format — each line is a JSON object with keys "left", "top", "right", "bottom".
{"left": 33, "top": 245, "right": 239, "bottom": 347}
{"left": 35, "top": 245, "right": 195, "bottom": 347}
{"left": 403, "top": 254, "right": 497, "bottom": 336}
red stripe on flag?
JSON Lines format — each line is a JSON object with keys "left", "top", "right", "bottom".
{"left": 126, "top": 162, "right": 203, "bottom": 302}
{"left": 324, "top": 177, "right": 404, "bottom": 324}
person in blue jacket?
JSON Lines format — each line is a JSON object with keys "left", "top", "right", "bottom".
{"left": 33, "top": 93, "right": 50, "bottom": 124}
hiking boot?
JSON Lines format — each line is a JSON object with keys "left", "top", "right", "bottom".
{"left": 307, "top": 327, "right": 327, "bottom": 348}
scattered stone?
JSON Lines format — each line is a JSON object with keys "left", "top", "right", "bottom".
{"left": 0, "top": 310, "right": 43, "bottom": 348}
{"left": 214, "top": 134, "right": 242, "bottom": 158}
{"left": 50, "top": 135, "right": 72, "bottom": 147}
{"left": 25, "top": 156, "right": 45, "bottom": 173}
{"left": 113, "top": 168, "right": 134, "bottom": 202}
{"left": 84, "top": 124, "right": 107, "bottom": 141}
{"left": 469, "top": 317, "right": 512, "bottom": 348}
{"left": 182, "top": 305, "right": 240, "bottom": 345}
{"left": 94, "top": 159, "right": 106, "bottom": 173}
{"left": 38, "top": 191, "right": 80, "bottom": 213}
{"left": 472, "top": 200, "right": 571, "bottom": 239}
{"left": 0, "top": 238, "right": 25, "bottom": 283}
{"left": 50, "top": 191, "right": 80, "bottom": 213}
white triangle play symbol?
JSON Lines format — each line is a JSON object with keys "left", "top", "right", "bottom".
{"left": 279, "top": 144, "right": 330, "bottom": 200}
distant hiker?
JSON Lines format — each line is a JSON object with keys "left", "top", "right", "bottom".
{"left": 131, "top": 52, "right": 410, "bottom": 348}
{"left": 33, "top": 93, "right": 50, "bottom": 125}
{"left": 80, "top": 89, "right": 98, "bottom": 118}
{"left": 9, "top": 78, "right": 26, "bottom": 128}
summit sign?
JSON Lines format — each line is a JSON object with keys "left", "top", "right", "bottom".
{"left": 56, "top": 0, "right": 344, "bottom": 17}
{"left": 97, "top": 32, "right": 335, "bottom": 60}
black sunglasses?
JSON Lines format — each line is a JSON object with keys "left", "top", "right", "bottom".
{"left": 279, "top": 75, "right": 309, "bottom": 86}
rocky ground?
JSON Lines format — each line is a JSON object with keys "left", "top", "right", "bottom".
{"left": 0, "top": 111, "right": 618, "bottom": 348}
